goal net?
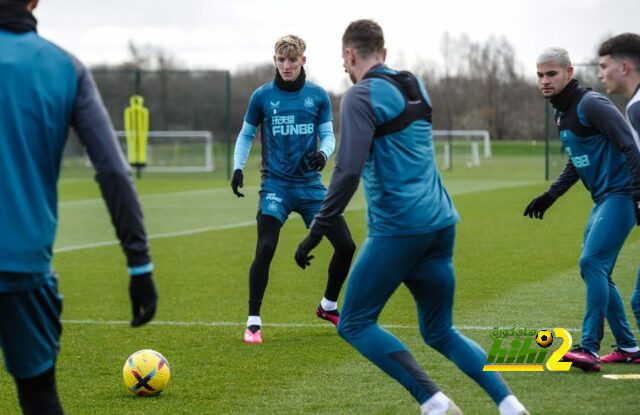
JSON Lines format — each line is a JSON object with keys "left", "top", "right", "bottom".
{"left": 114, "top": 130, "right": 214, "bottom": 172}
{"left": 432, "top": 130, "right": 492, "bottom": 169}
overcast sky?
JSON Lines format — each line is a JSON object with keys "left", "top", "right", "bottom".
{"left": 33, "top": 0, "right": 638, "bottom": 93}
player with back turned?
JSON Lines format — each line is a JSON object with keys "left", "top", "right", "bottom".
{"left": 0, "top": 1, "right": 158, "bottom": 414}
{"left": 295, "top": 19, "right": 528, "bottom": 415}
{"left": 525, "top": 46, "right": 640, "bottom": 370}
{"left": 231, "top": 35, "right": 355, "bottom": 344}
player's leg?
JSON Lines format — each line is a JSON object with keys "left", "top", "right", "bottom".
{"left": 245, "top": 212, "right": 283, "bottom": 343}
{"left": 589, "top": 197, "right": 640, "bottom": 362}
{"left": 572, "top": 197, "right": 636, "bottom": 366}
{"left": 245, "top": 185, "right": 291, "bottom": 343}
{"left": 317, "top": 217, "right": 355, "bottom": 325}
{"left": 297, "top": 184, "right": 355, "bottom": 325}
{"left": 0, "top": 272, "right": 63, "bottom": 415}
{"left": 405, "top": 226, "right": 525, "bottom": 414}
{"left": 337, "top": 235, "right": 451, "bottom": 411}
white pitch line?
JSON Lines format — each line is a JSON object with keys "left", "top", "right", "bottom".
{"left": 54, "top": 220, "right": 256, "bottom": 253}
{"left": 53, "top": 180, "right": 537, "bottom": 253}
{"left": 61, "top": 319, "right": 582, "bottom": 332}
{"left": 59, "top": 187, "right": 259, "bottom": 207}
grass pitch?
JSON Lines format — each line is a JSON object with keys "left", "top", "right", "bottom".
{"left": 1, "top": 141, "right": 639, "bottom": 414}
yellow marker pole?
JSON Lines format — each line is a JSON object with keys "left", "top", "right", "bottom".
{"left": 124, "top": 95, "right": 149, "bottom": 178}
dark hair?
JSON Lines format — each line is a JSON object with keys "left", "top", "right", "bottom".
{"left": 342, "top": 19, "right": 384, "bottom": 59}
{"left": 598, "top": 33, "right": 640, "bottom": 68}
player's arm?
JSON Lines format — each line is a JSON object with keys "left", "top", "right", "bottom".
{"left": 295, "top": 86, "right": 374, "bottom": 268}
{"left": 547, "top": 159, "right": 580, "bottom": 199}
{"left": 308, "top": 90, "right": 336, "bottom": 171}
{"left": 311, "top": 85, "right": 376, "bottom": 233}
{"left": 231, "top": 121, "right": 258, "bottom": 197}
{"left": 70, "top": 58, "right": 156, "bottom": 327}
{"left": 524, "top": 156, "right": 579, "bottom": 219}
{"left": 231, "top": 90, "right": 262, "bottom": 197}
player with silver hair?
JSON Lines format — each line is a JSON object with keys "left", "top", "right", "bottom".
{"left": 525, "top": 45, "right": 640, "bottom": 370}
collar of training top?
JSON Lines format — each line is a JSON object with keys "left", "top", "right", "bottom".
{"left": 274, "top": 66, "right": 306, "bottom": 92}
{"left": 549, "top": 78, "right": 580, "bottom": 111}
{"left": 0, "top": 1, "right": 37, "bottom": 34}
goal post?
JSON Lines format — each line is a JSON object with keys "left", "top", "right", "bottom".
{"left": 115, "top": 130, "right": 214, "bottom": 172}
{"left": 432, "top": 130, "right": 492, "bottom": 169}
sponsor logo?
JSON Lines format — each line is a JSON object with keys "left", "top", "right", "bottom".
{"left": 271, "top": 114, "right": 314, "bottom": 136}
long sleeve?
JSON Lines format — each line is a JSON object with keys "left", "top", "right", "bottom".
{"left": 310, "top": 85, "right": 376, "bottom": 234}
{"left": 70, "top": 59, "right": 151, "bottom": 268}
{"left": 547, "top": 159, "right": 580, "bottom": 199}
{"left": 233, "top": 121, "right": 257, "bottom": 171}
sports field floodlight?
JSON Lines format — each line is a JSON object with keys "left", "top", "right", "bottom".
{"left": 124, "top": 95, "right": 149, "bottom": 177}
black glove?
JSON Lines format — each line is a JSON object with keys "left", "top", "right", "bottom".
{"left": 295, "top": 230, "right": 323, "bottom": 269}
{"left": 231, "top": 169, "right": 244, "bottom": 198}
{"left": 306, "top": 151, "right": 327, "bottom": 172}
{"left": 129, "top": 272, "right": 158, "bottom": 327}
{"left": 634, "top": 197, "right": 640, "bottom": 225}
{"left": 523, "top": 192, "right": 555, "bottom": 219}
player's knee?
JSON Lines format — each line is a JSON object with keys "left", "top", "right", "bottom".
{"left": 578, "top": 255, "right": 605, "bottom": 278}
{"left": 255, "top": 238, "right": 277, "bottom": 262}
{"left": 336, "top": 317, "right": 357, "bottom": 342}
{"left": 336, "top": 237, "right": 356, "bottom": 259}
{"left": 420, "top": 327, "right": 454, "bottom": 349}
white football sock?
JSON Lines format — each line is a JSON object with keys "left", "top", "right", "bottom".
{"left": 247, "top": 315, "right": 261, "bottom": 327}
{"left": 420, "top": 392, "right": 450, "bottom": 415}
{"left": 320, "top": 297, "right": 337, "bottom": 311}
{"left": 620, "top": 346, "right": 640, "bottom": 353}
{"left": 498, "top": 394, "right": 527, "bottom": 415}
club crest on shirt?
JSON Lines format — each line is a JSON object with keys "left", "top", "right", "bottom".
{"left": 304, "top": 97, "right": 314, "bottom": 108}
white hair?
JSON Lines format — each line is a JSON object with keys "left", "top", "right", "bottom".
{"left": 537, "top": 47, "right": 572, "bottom": 67}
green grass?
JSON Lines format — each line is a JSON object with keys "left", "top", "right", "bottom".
{"left": 2, "top": 141, "right": 640, "bottom": 414}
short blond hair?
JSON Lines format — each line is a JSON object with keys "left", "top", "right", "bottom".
{"left": 274, "top": 35, "right": 306, "bottom": 58}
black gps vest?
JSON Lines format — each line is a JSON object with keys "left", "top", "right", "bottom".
{"left": 362, "top": 70, "right": 432, "bottom": 138}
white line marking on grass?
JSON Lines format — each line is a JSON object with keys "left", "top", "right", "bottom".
{"left": 59, "top": 187, "right": 260, "bottom": 207}
{"left": 61, "top": 319, "right": 582, "bottom": 332}
{"left": 53, "top": 180, "right": 539, "bottom": 253}
{"left": 602, "top": 374, "right": 640, "bottom": 380}
{"left": 54, "top": 221, "right": 256, "bottom": 253}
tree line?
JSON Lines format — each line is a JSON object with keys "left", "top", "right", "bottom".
{"left": 65, "top": 35, "right": 618, "bottom": 159}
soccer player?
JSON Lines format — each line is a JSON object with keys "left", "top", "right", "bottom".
{"left": 295, "top": 20, "right": 528, "bottom": 415}
{"left": 525, "top": 46, "right": 640, "bottom": 370}
{"left": 0, "top": 1, "right": 158, "bottom": 414}
{"left": 597, "top": 33, "right": 640, "bottom": 363}
{"left": 231, "top": 35, "right": 355, "bottom": 344}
